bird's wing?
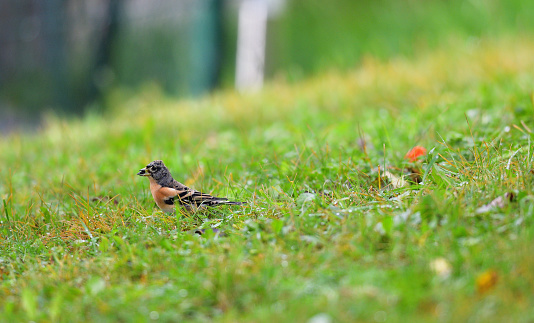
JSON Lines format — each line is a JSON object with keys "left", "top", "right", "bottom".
{"left": 170, "top": 181, "right": 228, "bottom": 207}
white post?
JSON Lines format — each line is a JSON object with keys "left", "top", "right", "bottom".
{"left": 235, "top": 0, "right": 268, "bottom": 92}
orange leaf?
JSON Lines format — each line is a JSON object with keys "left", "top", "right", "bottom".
{"left": 476, "top": 270, "right": 499, "bottom": 294}
{"left": 405, "top": 146, "right": 427, "bottom": 162}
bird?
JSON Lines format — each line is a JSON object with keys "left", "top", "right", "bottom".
{"left": 137, "top": 160, "right": 245, "bottom": 213}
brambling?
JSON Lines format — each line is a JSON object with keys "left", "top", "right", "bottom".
{"left": 137, "top": 160, "right": 245, "bottom": 213}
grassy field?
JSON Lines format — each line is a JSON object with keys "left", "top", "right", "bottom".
{"left": 1, "top": 36, "right": 534, "bottom": 322}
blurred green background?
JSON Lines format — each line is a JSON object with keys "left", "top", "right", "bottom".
{"left": 0, "top": 0, "right": 533, "bottom": 128}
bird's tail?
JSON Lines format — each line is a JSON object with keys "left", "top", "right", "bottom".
{"left": 222, "top": 200, "right": 246, "bottom": 206}
{"left": 199, "top": 196, "right": 246, "bottom": 207}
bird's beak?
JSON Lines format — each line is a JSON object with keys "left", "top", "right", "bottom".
{"left": 137, "top": 168, "right": 149, "bottom": 176}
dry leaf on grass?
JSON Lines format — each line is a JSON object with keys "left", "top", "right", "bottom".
{"left": 430, "top": 258, "right": 452, "bottom": 279}
{"left": 476, "top": 270, "right": 499, "bottom": 294}
{"left": 382, "top": 171, "right": 407, "bottom": 188}
{"left": 475, "top": 192, "right": 515, "bottom": 214}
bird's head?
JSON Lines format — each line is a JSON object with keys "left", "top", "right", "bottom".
{"left": 137, "top": 160, "right": 170, "bottom": 181}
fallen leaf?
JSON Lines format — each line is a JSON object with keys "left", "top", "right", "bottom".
{"left": 405, "top": 146, "right": 427, "bottom": 162}
{"left": 476, "top": 192, "right": 515, "bottom": 214}
{"left": 430, "top": 258, "right": 452, "bottom": 279}
{"left": 382, "top": 171, "right": 407, "bottom": 188}
{"left": 476, "top": 270, "right": 499, "bottom": 294}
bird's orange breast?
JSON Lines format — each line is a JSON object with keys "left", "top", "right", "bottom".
{"left": 149, "top": 178, "right": 175, "bottom": 213}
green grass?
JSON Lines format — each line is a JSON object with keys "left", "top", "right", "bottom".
{"left": 1, "top": 37, "right": 534, "bottom": 322}
{"left": 265, "top": 0, "right": 534, "bottom": 80}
